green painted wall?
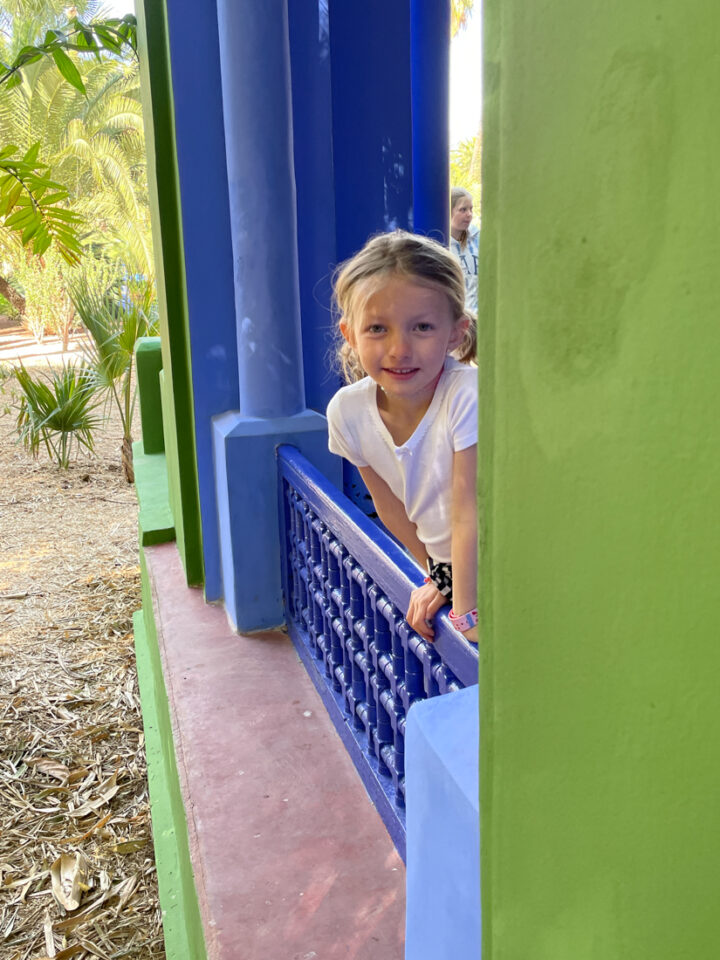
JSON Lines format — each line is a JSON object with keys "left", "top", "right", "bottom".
{"left": 135, "top": 337, "right": 165, "bottom": 455}
{"left": 135, "top": 0, "right": 204, "bottom": 587}
{"left": 135, "top": 564, "right": 207, "bottom": 960}
{"left": 480, "top": 3, "right": 720, "bottom": 957}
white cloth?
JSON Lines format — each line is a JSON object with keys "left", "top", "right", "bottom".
{"left": 327, "top": 357, "right": 477, "bottom": 562}
{"left": 450, "top": 223, "right": 480, "bottom": 314}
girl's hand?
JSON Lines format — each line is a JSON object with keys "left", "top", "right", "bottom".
{"left": 460, "top": 624, "right": 479, "bottom": 645}
{"left": 406, "top": 582, "right": 448, "bottom": 642}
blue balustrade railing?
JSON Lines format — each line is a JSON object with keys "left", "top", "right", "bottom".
{"left": 277, "top": 445, "right": 478, "bottom": 859}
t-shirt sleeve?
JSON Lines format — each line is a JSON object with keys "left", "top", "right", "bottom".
{"left": 326, "top": 390, "right": 369, "bottom": 467}
{"left": 448, "top": 369, "right": 478, "bottom": 452}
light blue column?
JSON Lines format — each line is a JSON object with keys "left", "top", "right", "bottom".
{"left": 410, "top": 0, "right": 451, "bottom": 242}
{"left": 213, "top": 0, "right": 341, "bottom": 630}
{"left": 405, "top": 686, "right": 481, "bottom": 959}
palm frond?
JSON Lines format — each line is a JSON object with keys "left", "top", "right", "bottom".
{"left": 70, "top": 270, "right": 157, "bottom": 444}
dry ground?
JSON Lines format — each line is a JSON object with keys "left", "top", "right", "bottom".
{"left": 0, "top": 323, "right": 165, "bottom": 959}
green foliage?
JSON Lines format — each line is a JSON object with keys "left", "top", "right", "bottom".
{"left": 0, "top": 142, "right": 83, "bottom": 264}
{"left": 0, "top": 14, "right": 137, "bottom": 93}
{"left": 0, "top": 10, "right": 138, "bottom": 264}
{"left": 72, "top": 269, "right": 158, "bottom": 480}
{"left": 451, "top": 0, "right": 474, "bottom": 36}
{"left": 450, "top": 134, "right": 482, "bottom": 218}
{"left": 0, "top": 291, "right": 17, "bottom": 316}
{"left": 14, "top": 359, "right": 101, "bottom": 468}
{"left": 11, "top": 246, "right": 75, "bottom": 343}
{"left": 0, "top": 4, "right": 153, "bottom": 345}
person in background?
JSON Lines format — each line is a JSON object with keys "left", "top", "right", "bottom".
{"left": 449, "top": 187, "right": 479, "bottom": 316}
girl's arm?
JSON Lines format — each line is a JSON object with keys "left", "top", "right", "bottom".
{"left": 358, "top": 465, "right": 428, "bottom": 566}
{"left": 451, "top": 444, "right": 478, "bottom": 642}
{"left": 359, "top": 465, "right": 447, "bottom": 641}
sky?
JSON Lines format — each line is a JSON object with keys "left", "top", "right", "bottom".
{"left": 105, "top": 0, "right": 481, "bottom": 148}
{"left": 449, "top": 8, "right": 482, "bottom": 147}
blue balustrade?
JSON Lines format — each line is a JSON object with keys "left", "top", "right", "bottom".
{"left": 278, "top": 445, "right": 478, "bottom": 860}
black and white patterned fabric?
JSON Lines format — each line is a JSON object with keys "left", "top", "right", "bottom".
{"left": 428, "top": 559, "right": 453, "bottom": 601}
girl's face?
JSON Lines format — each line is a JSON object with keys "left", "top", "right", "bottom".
{"left": 341, "top": 276, "right": 467, "bottom": 408}
{"left": 451, "top": 197, "right": 473, "bottom": 234}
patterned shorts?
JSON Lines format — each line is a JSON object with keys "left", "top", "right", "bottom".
{"left": 428, "top": 559, "right": 453, "bottom": 602}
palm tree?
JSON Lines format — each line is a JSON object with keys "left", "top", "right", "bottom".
{"left": 0, "top": 3, "right": 151, "bottom": 339}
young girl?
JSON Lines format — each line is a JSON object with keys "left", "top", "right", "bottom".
{"left": 327, "top": 231, "right": 478, "bottom": 644}
{"left": 449, "top": 187, "right": 480, "bottom": 316}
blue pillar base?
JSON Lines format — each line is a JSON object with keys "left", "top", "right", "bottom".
{"left": 213, "top": 409, "right": 341, "bottom": 632}
{"left": 405, "top": 686, "right": 481, "bottom": 959}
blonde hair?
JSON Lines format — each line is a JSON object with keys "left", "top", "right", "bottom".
{"left": 451, "top": 187, "right": 473, "bottom": 249}
{"left": 333, "top": 230, "right": 476, "bottom": 382}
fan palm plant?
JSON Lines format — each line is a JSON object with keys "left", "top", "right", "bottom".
{"left": 15, "top": 359, "right": 101, "bottom": 468}
{"left": 71, "top": 271, "right": 158, "bottom": 482}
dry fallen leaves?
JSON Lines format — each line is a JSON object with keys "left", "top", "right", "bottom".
{"left": 50, "top": 853, "right": 88, "bottom": 911}
{"left": 0, "top": 340, "right": 165, "bottom": 959}
{"left": 31, "top": 759, "right": 71, "bottom": 783}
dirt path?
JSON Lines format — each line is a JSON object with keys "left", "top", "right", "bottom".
{"left": 0, "top": 327, "right": 165, "bottom": 959}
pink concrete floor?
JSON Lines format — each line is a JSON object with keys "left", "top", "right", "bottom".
{"left": 145, "top": 542, "right": 405, "bottom": 960}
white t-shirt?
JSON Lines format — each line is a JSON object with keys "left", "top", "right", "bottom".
{"left": 326, "top": 357, "right": 477, "bottom": 562}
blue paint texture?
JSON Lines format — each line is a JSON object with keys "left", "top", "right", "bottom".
{"left": 164, "top": 0, "right": 238, "bottom": 602}
{"left": 279, "top": 446, "right": 478, "bottom": 857}
{"left": 329, "top": 0, "right": 414, "bottom": 261}
{"left": 405, "top": 686, "right": 480, "bottom": 959}
{"left": 287, "top": 0, "right": 341, "bottom": 414}
{"left": 411, "top": 0, "right": 451, "bottom": 242}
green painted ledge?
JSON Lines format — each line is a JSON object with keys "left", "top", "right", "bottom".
{"left": 133, "top": 440, "right": 175, "bottom": 546}
{"left": 134, "top": 589, "right": 207, "bottom": 960}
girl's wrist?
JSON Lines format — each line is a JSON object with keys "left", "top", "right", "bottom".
{"left": 449, "top": 607, "right": 478, "bottom": 634}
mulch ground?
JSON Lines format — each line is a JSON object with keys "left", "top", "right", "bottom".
{"left": 0, "top": 325, "right": 166, "bottom": 959}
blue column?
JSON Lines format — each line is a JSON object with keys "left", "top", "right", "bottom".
{"left": 411, "top": 0, "right": 451, "bottom": 242}
{"left": 165, "top": 0, "right": 238, "bottom": 601}
{"left": 213, "top": 0, "right": 341, "bottom": 630}
{"left": 327, "top": 0, "right": 415, "bottom": 516}
{"left": 328, "top": 0, "right": 414, "bottom": 262}
{"left": 287, "top": 0, "right": 341, "bottom": 414}
{"left": 216, "top": 0, "right": 304, "bottom": 419}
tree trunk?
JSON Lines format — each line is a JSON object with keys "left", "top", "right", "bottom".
{"left": 61, "top": 317, "right": 70, "bottom": 352}
{"left": 0, "top": 274, "right": 26, "bottom": 316}
{"left": 121, "top": 437, "right": 135, "bottom": 484}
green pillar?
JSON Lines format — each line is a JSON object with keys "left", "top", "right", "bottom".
{"left": 135, "top": 0, "right": 204, "bottom": 587}
{"left": 480, "top": 2, "right": 720, "bottom": 957}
